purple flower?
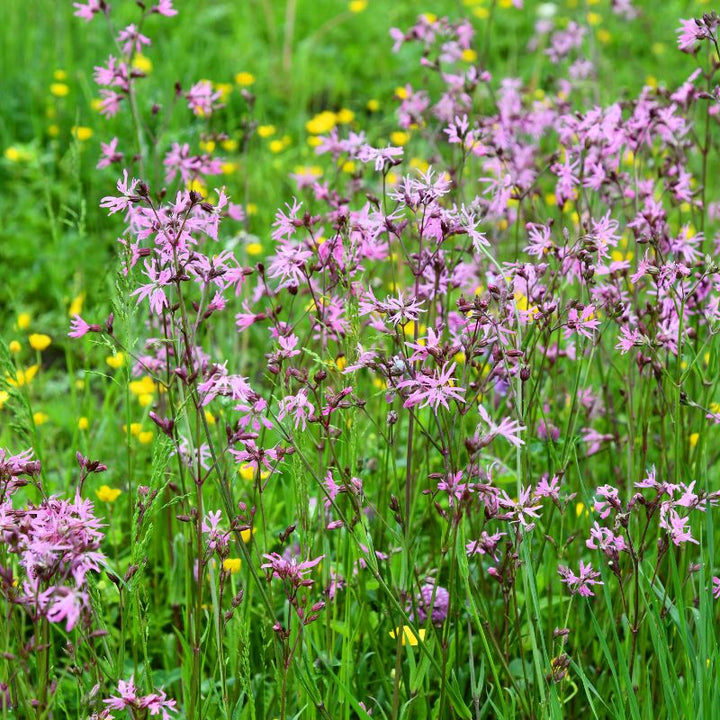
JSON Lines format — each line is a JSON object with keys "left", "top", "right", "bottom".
{"left": 410, "top": 582, "right": 450, "bottom": 625}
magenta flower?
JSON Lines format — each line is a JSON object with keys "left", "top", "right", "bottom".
{"left": 565, "top": 305, "right": 600, "bottom": 340}
{"left": 397, "top": 362, "right": 465, "bottom": 412}
{"left": 68, "top": 314, "right": 102, "bottom": 338}
{"left": 261, "top": 553, "right": 324, "bottom": 588}
{"left": 278, "top": 389, "right": 316, "bottom": 431}
{"left": 476, "top": 405, "right": 526, "bottom": 447}
{"left": 104, "top": 676, "right": 177, "bottom": 719}
{"left": 131, "top": 261, "right": 172, "bottom": 316}
{"left": 466, "top": 531, "right": 506, "bottom": 562}
{"left": 558, "top": 561, "right": 603, "bottom": 597}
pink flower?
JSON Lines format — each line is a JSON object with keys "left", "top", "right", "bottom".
{"left": 118, "top": 24, "right": 151, "bottom": 56}
{"left": 565, "top": 305, "right": 600, "bottom": 340}
{"left": 104, "top": 676, "right": 177, "bottom": 719}
{"left": 186, "top": 80, "right": 222, "bottom": 117}
{"left": 73, "top": 0, "right": 103, "bottom": 21}
{"left": 68, "top": 315, "right": 101, "bottom": 338}
{"left": 100, "top": 170, "right": 139, "bottom": 215}
{"left": 558, "top": 561, "right": 603, "bottom": 597}
{"left": 477, "top": 405, "right": 526, "bottom": 447}
{"left": 130, "top": 261, "right": 172, "bottom": 316}
{"left": 97, "top": 137, "right": 124, "bottom": 169}
{"left": 397, "top": 362, "right": 466, "bottom": 412}
{"left": 261, "top": 553, "right": 324, "bottom": 587}
{"left": 152, "top": 0, "right": 178, "bottom": 16}
{"left": 278, "top": 389, "right": 316, "bottom": 431}
{"left": 677, "top": 17, "right": 717, "bottom": 52}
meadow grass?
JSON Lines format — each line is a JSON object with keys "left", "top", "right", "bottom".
{"left": 2, "top": 1, "right": 720, "bottom": 719}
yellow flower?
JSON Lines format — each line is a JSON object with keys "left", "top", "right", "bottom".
{"left": 8, "top": 340, "right": 21, "bottom": 353}
{"left": 597, "top": 29, "right": 611, "bottom": 44}
{"left": 205, "top": 410, "right": 216, "bottom": 425}
{"left": 90, "top": 98, "right": 103, "bottom": 112}
{"left": 238, "top": 464, "right": 255, "bottom": 481}
{"left": 221, "top": 161, "right": 238, "bottom": 175}
{"left": 246, "top": 242, "right": 263, "bottom": 255}
{"left": 75, "top": 379, "right": 86, "bottom": 390}
{"left": 199, "top": 139, "right": 216, "bottom": 153}
{"left": 214, "top": 82, "right": 233, "bottom": 101}
{"left": 138, "top": 430, "right": 154, "bottom": 444}
{"left": 307, "top": 136, "right": 323, "bottom": 148}
{"left": 390, "top": 131, "right": 409, "bottom": 146}
{"left": 28, "top": 334, "right": 51, "bottom": 351}
{"left": 4, "top": 146, "right": 33, "bottom": 162}
{"left": 269, "top": 139, "right": 286, "bottom": 153}
{"left": 129, "top": 377, "right": 157, "bottom": 397}
{"left": 54, "top": 69, "right": 67, "bottom": 81}
{"left": 132, "top": 53, "right": 153, "bottom": 73}
{"left": 235, "top": 71, "right": 255, "bottom": 86}
{"left": 106, "top": 353, "right": 125, "bottom": 369}
{"left": 238, "top": 464, "right": 268, "bottom": 482}
{"left": 68, "top": 293, "right": 85, "bottom": 317}
{"left": 223, "top": 558, "right": 242, "bottom": 573}
{"left": 690, "top": 433, "right": 700, "bottom": 448}
{"left": 33, "top": 412, "right": 49, "bottom": 426}
{"left": 187, "top": 178, "right": 207, "bottom": 197}
{"left": 0, "top": 391, "right": 8, "bottom": 410}
{"left": 586, "top": 11, "right": 602, "bottom": 25}
{"left": 410, "top": 157, "right": 429, "bottom": 173}
{"left": 336, "top": 108, "right": 355, "bottom": 124}
{"left": 78, "top": 417, "right": 89, "bottom": 430}
{"left": 306, "top": 111, "right": 337, "bottom": 135}
{"left": 341, "top": 160, "right": 356, "bottom": 173}
{"left": 241, "top": 527, "right": 257, "bottom": 543}
{"left": 473, "top": 7, "right": 490, "bottom": 19}
{"left": 335, "top": 355, "right": 347, "bottom": 372}
{"left": 395, "top": 86, "right": 408, "bottom": 100}
{"left": 257, "top": 124, "right": 276, "bottom": 138}
{"left": 138, "top": 393, "right": 154, "bottom": 408}
{"left": 8, "top": 364, "right": 39, "bottom": 387}
{"left": 246, "top": 203, "right": 258, "bottom": 216}
{"left": 96, "top": 485, "right": 122, "bottom": 503}
{"left": 366, "top": 99, "right": 380, "bottom": 112}
{"left": 123, "top": 422, "right": 143, "bottom": 437}
{"left": 50, "top": 83, "right": 70, "bottom": 97}
{"left": 17, "top": 313, "right": 31, "bottom": 330}
{"left": 389, "top": 626, "right": 426, "bottom": 646}
{"left": 461, "top": 49, "right": 477, "bottom": 62}
{"left": 421, "top": 13, "right": 437, "bottom": 23}
{"left": 221, "top": 138, "right": 239, "bottom": 152}
{"left": 349, "top": 0, "right": 367, "bottom": 11}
